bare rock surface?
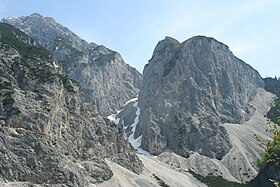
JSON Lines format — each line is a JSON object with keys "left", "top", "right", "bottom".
{"left": 135, "top": 36, "right": 264, "bottom": 159}
{"left": 0, "top": 23, "right": 143, "bottom": 186}
{"left": 97, "top": 154, "right": 207, "bottom": 187}
{"left": 157, "top": 88, "right": 275, "bottom": 182}
{"left": 2, "top": 13, "right": 142, "bottom": 116}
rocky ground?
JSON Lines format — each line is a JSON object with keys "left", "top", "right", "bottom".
{"left": 98, "top": 154, "right": 207, "bottom": 187}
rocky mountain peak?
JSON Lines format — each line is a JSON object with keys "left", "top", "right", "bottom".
{"left": 180, "top": 36, "right": 230, "bottom": 57}
{"left": 30, "top": 12, "right": 43, "bottom": 17}
{"left": 151, "top": 36, "right": 180, "bottom": 59}
{"left": 2, "top": 13, "right": 142, "bottom": 116}
{"left": 162, "top": 36, "right": 181, "bottom": 48}
{"left": 135, "top": 35, "right": 264, "bottom": 159}
{"left": 2, "top": 13, "right": 94, "bottom": 53}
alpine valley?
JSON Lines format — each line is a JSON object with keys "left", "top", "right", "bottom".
{"left": 0, "top": 13, "right": 279, "bottom": 187}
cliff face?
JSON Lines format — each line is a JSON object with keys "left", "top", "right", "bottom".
{"left": 2, "top": 13, "right": 142, "bottom": 116}
{"left": 250, "top": 163, "right": 280, "bottom": 187}
{"left": 0, "top": 23, "right": 142, "bottom": 186}
{"left": 135, "top": 36, "right": 264, "bottom": 159}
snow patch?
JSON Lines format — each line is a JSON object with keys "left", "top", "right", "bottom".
{"left": 128, "top": 100, "right": 152, "bottom": 156}
{"left": 107, "top": 97, "right": 152, "bottom": 156}
{"left": 53, "top": 61, "right": 59, "bottom": 69}
{"left": 125, "top": 97, "right": 138, "bottom": 105}
{"left": 128, "top": 101, "right": 140, "bottom": 148}
{"left": 107, "top": 97, "right": 138, "bottom": 125}
{"left": 107, "top": 110, "right": 121, "bottom": 125}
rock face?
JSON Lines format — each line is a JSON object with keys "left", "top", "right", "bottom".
{"left": 0, "top": 23, "right": 142, "bottom": 186}
{"left": 250, "top": 163, "right": 280, "bottom": 187}
{"left": 135, "top": 36, "right": 264, "bottom": 159}
{"left": 2, "top": 13, "right": 142, "bottom": 116}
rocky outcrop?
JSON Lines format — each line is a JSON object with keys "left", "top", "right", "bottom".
{"left": 250, "top": 163, "right": 280, "bottom": 187}
{"left": 135, "top": 36, "right": 264, "bottom": 159}
{"left": 157, "top": 88, "right": 275, "bottom": 183}
{"left": 0, "top": 23, "right": 143, "bottom": 186}
{"left": 2, "top": 13, "right": 142, "bottom": 116}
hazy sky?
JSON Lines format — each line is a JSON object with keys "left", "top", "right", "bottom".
{"left": 0, "top": 0, "right": 279, "bottom": 77}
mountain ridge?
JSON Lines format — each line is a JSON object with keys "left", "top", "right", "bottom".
{"left": 0, "top": 23, "right": 143, "bottom": 186}
{"left": 1, "top": 13, "right": 278, "bottom": 186}
{"left": 2, "top": 13, "right": 142, "bottom": 116}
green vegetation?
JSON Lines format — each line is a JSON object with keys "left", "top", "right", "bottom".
{"left": 28, "top": 67, "right": 55, "bottom": 83}
{"left": 189, "top": 170, "right": 250, "bottom": 187}
{"left": 152, "top": 174, "right": 170, "bottom": 187}
{"left": 0, "top": 23, "right": 50, "bottom": 60}
{"left": 264, "top": 77, "right": 280, "bottom": 97}
{"left": 257, "top": 102, "right": 280, "bottom": 170}
{"left": 0, "top": 23, "right": 58, "bottom": 84}
{"left": 264, "top": 77, "right": 280, "bottom": 124}
{"left": 56, "top": 74, "right": 75, "bottom": 92}
{"left": 262, "top": 77, "right": 280, "bottom": 187}
{"left": 255, "top": 97, "right": 280, "bottom": 187}
{"left": 267, "top": 98, "right": 280, "bottom": 124}
{"left": 0, "top": 24, "right": 76, "bottom": 91}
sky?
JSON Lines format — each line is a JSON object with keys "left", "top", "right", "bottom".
{"left": 0, "top": 0, "right": 279, "bottom": 77}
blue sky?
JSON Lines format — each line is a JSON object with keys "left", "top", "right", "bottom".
{"left": 0, "top": 0, "right": 279, "bottom": 77}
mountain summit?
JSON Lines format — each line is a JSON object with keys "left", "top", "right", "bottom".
{"left": 2, "top": 13, "right": 142, "bottom": 116}
{"left": 135, "top": 35, "right": 264, "bottom": 159}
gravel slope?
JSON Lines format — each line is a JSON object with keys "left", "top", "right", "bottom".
{"left": 158, "top": 88, "right": 275, "bottom": 183}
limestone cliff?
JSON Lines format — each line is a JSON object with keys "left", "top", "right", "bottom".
{"left": 135, "top": 36, "right": 264, "bottom": 159}
{"left": 2, "top": 13, "right": 142, "bottom": 116}
{"left": 0, "top": 23, "right": 142, "bottom": 186}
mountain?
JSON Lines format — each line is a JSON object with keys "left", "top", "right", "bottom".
{"left": 134, "top": 36, "right": 264, "bottom": 158}
{"left": 0, "top": 23, "right": 143, "bottom": 186}
{"left": 115, "top": 36, "right": 275, "bottom": 183}
{"left": 1, "top": 13, "right": 277, "bottom": 186}
{"left": 2, "top": 13, "right": 142, "bottom": 116}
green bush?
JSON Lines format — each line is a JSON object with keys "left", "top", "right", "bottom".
{"left": 267, "top": 98, "right": 280, "bottom": 124}
{"left": 152, "top": 174, "right": 170, "bottom": 187}
{"left": 264, "top": 77, "right": 280, "bottom": 97}
{"left": 257, "top": 111, "right": 280, "bottom": 170}
{"left": 255, "top": 99, "right": 280, "bottom": 187}
{"left": 189, "top": 170, "right": 250, "bottom": 187}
